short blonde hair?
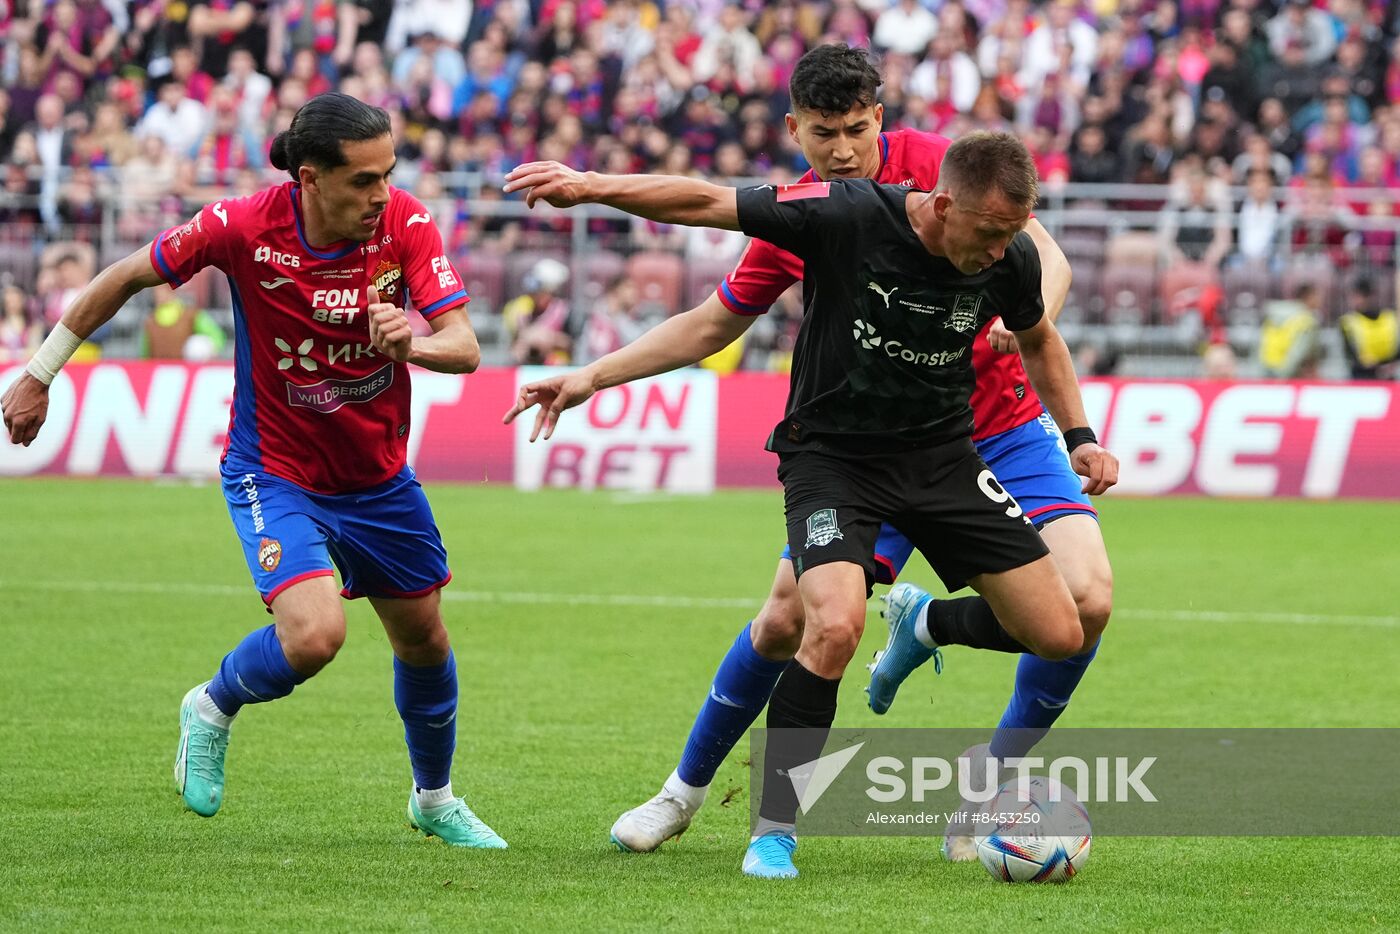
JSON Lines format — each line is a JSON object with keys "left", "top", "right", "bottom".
{"left": 937, "top": 131, "right": 1040, "bottom": 211}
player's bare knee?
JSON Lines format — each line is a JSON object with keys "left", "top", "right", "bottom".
{"left": 278, "top": 619, "right": 346, "bottom": 673}
{"left": 751, "top": 616, "right": 802, "bottom": 659}
{"left": 800, "top": 618, "right": 864, "bottom": 673}
{"left": 1030, "top": 607, "right": 1084, "bottom": 661}
{"left": 1075, "top": 594, "right": 1112, "bottom": 647}
{"left": 1072, "top": 575, "right": 1113, "bottom": 646}
{"left": 391, "top": 620, "right": 451, "bottom": 666}
{"left": 753, "top": 592, "right": 804, "bottom": 657}
{"left": 1032, "top": 631, "right": 1082, "bottom": 662}
{"left": 799, "top": 597, "right": 865, "bottom": 671}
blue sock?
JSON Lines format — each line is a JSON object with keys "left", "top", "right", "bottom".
{"left": 206, "top": 625, "right": 306, "bottom": 717}
{"left": 394, "top": 652, "right": 457, "bottom": 791}
{"left": 988, "top": 642, "right": 1100, "bottom": 761}
{"left": 677, "top": 622, "right": 790, "bottom": 788}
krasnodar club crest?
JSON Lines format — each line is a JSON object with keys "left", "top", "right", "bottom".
{"left": 805, "top": 508, "right": 843, "bottom": 548}
{"left": 945, "top": 294, "right": 982, "bottom": 333}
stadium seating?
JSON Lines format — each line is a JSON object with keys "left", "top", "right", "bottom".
{"left": 685, "top": 258, "right": 740, "bottom": 310}
{"left": 626, "top": 252, "right": 686, "bottom": 315}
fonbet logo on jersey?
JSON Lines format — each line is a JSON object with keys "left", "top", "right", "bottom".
{"left": 852, "top": 320, "right": 967, "bottom": 368}
{"left": 253, "top": 245, "right": 301, "bottom": 268}
{"left": 311, "top": 288, "right": 361, "bottom": 325}
{"left": 430, "top": 255, "right": 458, "bottom": 290}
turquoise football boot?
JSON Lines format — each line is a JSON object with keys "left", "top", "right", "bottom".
{"left": 174, "top": 682, "right": 230, "bottom": 817}
{"left": 408, "top": 794, "right": 509, "bottom": 849}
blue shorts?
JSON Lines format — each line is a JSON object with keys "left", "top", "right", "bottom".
{"left": 778, "top": 411, "right": 1095, "bottom": 585}
{"left": 221, "top": 464, "right": 451, "bottom": 607}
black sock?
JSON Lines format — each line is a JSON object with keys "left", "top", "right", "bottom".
{"left": 758, "top": 660, "right": 841, "bottom": 827}
{"left": 929, "top": 595, "right": 1031, "bottom": 654}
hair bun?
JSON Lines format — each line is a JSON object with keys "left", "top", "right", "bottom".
{"left": 269, "top": 132, "right": 291, "bottom": 171}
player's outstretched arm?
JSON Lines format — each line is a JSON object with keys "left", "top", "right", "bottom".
{"left": 986, "top": 219, "right": 1073, "bottom": 354}
{"left": 2, "top": 245, "right": 164, "bottom": 446}
{"left": 1013, "top": 315, "right": 1119, "bottom": 496}
{"left": 503, "top": 290, "right": 754, "bottom": 442}
{"left": 503, "top": 162, "right": 741, "bottom": 230}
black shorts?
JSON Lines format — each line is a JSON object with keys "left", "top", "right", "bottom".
{"left": 778, "top": 439, "right": 1050, "bottom": 595}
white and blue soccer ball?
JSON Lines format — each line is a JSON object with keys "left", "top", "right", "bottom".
{"left": 975, "top": 775, "right": 1092, "bottom": 883}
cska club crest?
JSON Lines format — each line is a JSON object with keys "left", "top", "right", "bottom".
{"left": 373, "top": 260, "right": 404, "bottom": 300}
{"left": 258, "top": 537, "right": 282, "bottom": 572}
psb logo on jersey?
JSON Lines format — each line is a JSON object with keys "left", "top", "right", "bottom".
{"left": 373, "top": 260, "right": 403, "bottom": 299}
{"left": 805, "top": 508, "right": 843, "bottom": 548}
{"left": 254, "top": 245, "right": 302, "bottom": 268}
{"left": 257, "top": 537, "right": 282, "bottom": 572}
{"left": 945, "top": 294, "right": 982, "bottom": 333}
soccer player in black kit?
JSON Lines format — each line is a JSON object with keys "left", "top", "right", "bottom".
{"left": 503, "top": 131, "right": 1119, "bottom": 878}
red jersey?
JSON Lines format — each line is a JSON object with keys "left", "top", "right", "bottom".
{"left": 717, "top": 129, "right": 1046, "bottom": 441}
{"left": 150, "top": 182, "right": 469, "bottom": 493}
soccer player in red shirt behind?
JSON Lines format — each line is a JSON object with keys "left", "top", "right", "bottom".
{"left": 1, "top": 93, "right": 507, "bottom": 848}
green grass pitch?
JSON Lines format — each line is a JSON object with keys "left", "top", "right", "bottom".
{"left": 1, "top": 479, "right": 1397, "bottom": 931}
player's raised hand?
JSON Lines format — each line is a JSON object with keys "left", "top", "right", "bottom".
{"left": 1, "top": 373, "right": 50, "bottom": 447}
{"left": 366, "top": 285, "right": 412, "bottom": 363}
{"left": 502, "top": 370, "right": 599, "bottom": 442}
{"left": 985, "top": 317, "right": 1019, "bottom": 354}
{"left": 502, "top": 162, "right": 593, "bottom": 209}
{"left": 1070, "top": 443, "right": 1119, "bottom": 496}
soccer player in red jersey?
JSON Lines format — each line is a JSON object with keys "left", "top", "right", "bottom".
{"left": 504, "top": 45, "right": 1114, "bottom": 874}
{"left": 2, "top": 93, "right": 506, "bottom": 848}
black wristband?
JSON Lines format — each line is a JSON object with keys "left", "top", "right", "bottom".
{"left": 1063, "top": 427, "right": 1097, "bottom": 452}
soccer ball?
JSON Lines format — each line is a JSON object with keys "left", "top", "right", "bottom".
{"left": 975, "top": 775, "right": 1092, "bottom": 883}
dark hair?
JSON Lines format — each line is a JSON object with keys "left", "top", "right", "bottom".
{"left": 937, "top": 131, "right": 1040, "bottom": 211}
{"left": 268, "top": 92, "right": 391, "bottom": 180}
{"left": 789, "top": 44, "right": 882, "bottom": 115}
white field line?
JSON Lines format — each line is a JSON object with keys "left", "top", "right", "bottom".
{"left": 0, "top": 578, "right": 1397, "bottom": 628}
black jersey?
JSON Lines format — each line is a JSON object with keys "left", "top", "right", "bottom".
{"left": 735, "top": 179, "right": 1044, "bottom": 454}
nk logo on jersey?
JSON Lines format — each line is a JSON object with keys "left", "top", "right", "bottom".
{"left": 254, "top": 245, "right": 301, "bottom": 268}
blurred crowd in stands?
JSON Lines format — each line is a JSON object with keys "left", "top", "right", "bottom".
{"left": 1, "top": 0, "right": 1398, "bottom": 377}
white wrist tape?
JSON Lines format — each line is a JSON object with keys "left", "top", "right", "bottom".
{"left": 24, "top": 323, "right": 83, "bottom": 386}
